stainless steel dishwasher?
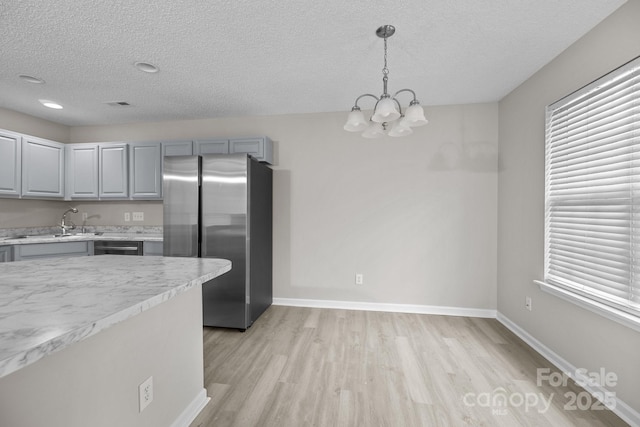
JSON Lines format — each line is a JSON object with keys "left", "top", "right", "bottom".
{"left": 93, "top": 240, "right": 143, "bottom": 255}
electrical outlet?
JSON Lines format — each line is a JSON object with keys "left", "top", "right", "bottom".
{"left": 525, "top": 296, "right": 532, "bottom": 311}
{"left": 355, "top": 273, "right": 364, "bottom": 285}
{"left": 124, "top": 212, "right": 131, "bottom": 222}
{"left": 138, "top": 376, "right": 153, "bottom": 412}
{"left": 133, "top": 212, "right": 144, "bottom": 221}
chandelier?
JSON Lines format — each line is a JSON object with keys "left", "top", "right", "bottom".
{"left": 344, "top": 25, "right": 428, "bottom": 138}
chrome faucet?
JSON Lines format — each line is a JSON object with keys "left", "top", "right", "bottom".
{"left": 60, "top": 207, "right": 78, "bottom": 235}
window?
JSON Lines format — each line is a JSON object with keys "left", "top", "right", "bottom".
{"left": 543, "top": 56, "right": 640, "bottom": 326}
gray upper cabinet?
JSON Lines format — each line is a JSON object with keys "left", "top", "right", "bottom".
{"left": 66, "top": 144, "right": 99, "bottom": 199}
{"left": 0, "top": 130, "right": 22, "bottom": 197}
{"left": 230, "top": 137, "right": 273, "bottom": 164}
{"left": 21, "top": 136, "right": 65, "bottom": 199}
{"left": 194, "top": 139, "right": 229, "bottom": 155}
{"left": 194, "top": 137, "right": 273, "bottom": 164}
{"left": 129, "top": 142, "right": 162, "bottom": 199}
{"left": 0, "top": 127, "right": 274, "bottom": 201}
{"left": 162, "top": 140, "right": 193, "bottom": 157}
{"left": 99, "top": 143, "right": 128, "bottom": 199}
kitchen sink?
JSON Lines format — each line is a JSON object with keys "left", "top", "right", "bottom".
{"left": 5, "top": 234, "right": 69, "bottom": 240}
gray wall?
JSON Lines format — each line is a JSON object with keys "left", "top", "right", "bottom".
{"left": 0, "top": 199, "right": 161, "bottom": 229}
{"left": 0, "top": 107, "right": 68, "bottom": 142}
{"left": 498, "top": 0, "right": 640, "bottom": 414}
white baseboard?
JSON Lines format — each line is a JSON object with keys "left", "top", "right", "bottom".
{"left": 272, "top": 297, "right": 496, "bottom": 318}
{"left": 497, "top": 312, "right": 640, "bottom": 427}
{"left": 170, "top": 388, "right": 210, "bottom": 427}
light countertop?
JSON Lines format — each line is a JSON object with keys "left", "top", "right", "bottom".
{"left": 0, "top": 255, "right": 231, "bottom": 378}
{"left": 0, "top": 232, "right": 163, "bottom": 245}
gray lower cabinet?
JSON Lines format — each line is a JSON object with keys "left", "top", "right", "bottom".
{"left": 0, "top": 246, "right": 13, "bottom": 262}
{"left": 66, "top": 144, "right": 99, "bottom": 199}
{"left": 99, "top": 143, "right": 128, "bottom": 199}
{"left": 129, "top": 142, "right": 162, "bottom": 199}
{"left": 0, "top": 130, "right": 22, "bottom": 198}
{"left": 21, "top": 136, "right": 65, "bottom": 199}
{"left": 143, "top": 241, "right": 163, "bottom": 256}
{"left": 14, "top": 241, "right": 93, "bottom": 261}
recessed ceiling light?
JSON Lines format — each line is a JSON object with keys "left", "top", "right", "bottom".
{"left": 38, "top": 99, "right": 63, "bottom": 109}
{"left": 19, "top": 74, "right": 45, "bottom": 84}
{"left": 134, "top": 62, "right": 159, "bottom": 73}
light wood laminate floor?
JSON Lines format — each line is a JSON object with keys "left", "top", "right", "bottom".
{"left": 189, "top": 306, "right": 628, "bottom": 427}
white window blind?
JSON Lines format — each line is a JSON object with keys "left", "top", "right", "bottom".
{"left": 545, "top": 56, "right": 640, "bottom": 318}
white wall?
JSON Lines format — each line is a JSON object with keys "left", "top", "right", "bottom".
{"left": 498, "top": 0, "right": 640, "bottom": 415}
{"left": 70, "top": 104, "right": 498, "bottom": 310}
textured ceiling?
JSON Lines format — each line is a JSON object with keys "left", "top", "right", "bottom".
{"left": 0, "top": 0, "right": 627, "bottom": 127}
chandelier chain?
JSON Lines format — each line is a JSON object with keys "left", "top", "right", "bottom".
{"left": 382, "top": 36, "right": 389, "bottom": 77}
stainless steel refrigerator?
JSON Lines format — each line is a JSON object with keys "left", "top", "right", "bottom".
{"left": 163, "top": 154, "right": 273, "bottom": 330}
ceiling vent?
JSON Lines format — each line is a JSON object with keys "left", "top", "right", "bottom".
{"left": 106, "top": 101, "right": 131, "bottom": 107}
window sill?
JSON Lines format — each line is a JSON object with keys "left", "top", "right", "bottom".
{"left": 535, "top": 280, "right": 640, "bottom": 333}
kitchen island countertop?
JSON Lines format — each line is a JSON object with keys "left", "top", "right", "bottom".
{"left": 0, "top": 255, "right": 231, "bottom": 378}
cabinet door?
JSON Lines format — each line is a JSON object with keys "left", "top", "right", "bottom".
{"left": 66, "top": 144, "right": 99, "bottom": 199}
{"left": 194, "top": 139, "right": 229, "bottom": 155}
{"left": 143, "top": 241, "right": 163, "bottom": 256}
{"left": 0, "top": 131, "right": 21, "bottom": 197}
{"left": 14, "top": 241, "right": 91, "bottom": 261}
{"left": 129, "top": 142, "right": 162, "bottom": 199}
{"left": 162, "top": 141, "right": 193, "bottom": 157}
{"left": 99, "top": 144, "right": 128, "bottom": 199}
{"left": 21, "top": 136, "right": 65, "bottom": 198}
{"left": 0, "top": 246, "right": 12, "bottom": 262}
{"left": 230, "top": 137, "right": 273, "bottom": 164}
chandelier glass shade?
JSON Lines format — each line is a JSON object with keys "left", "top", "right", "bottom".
{"left": 344, "top": 25, "right": 428, "bottom": 138}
